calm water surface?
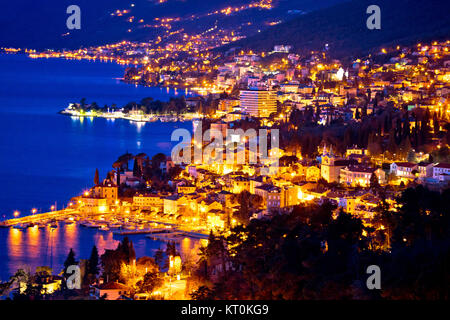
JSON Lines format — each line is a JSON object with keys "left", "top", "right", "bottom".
{"left": 0, "top": 54, "right": 197, "bottom": 280}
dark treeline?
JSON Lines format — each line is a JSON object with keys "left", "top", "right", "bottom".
{"left": 281, "top": 102, "right": 449, "bottom": 161}
{"left": 192, "top": 186, "right": 450, "bottom": 299}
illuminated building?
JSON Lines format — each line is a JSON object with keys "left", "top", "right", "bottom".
{"left": 240, "top": 89, "right": 277, "bottom": 118}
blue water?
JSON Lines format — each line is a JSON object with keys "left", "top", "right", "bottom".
{"left": 0, "top": 54, "right": 198, "bottom": 281}
{"left": 0, "top": 54, "right": 191, "bottom": 217}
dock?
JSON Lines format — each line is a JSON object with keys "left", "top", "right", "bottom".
{"left": 113, "top": 227, "right": 173, "bottom": 236}
{"left": 0, "top": 209, "right": 76, "bottom": 227}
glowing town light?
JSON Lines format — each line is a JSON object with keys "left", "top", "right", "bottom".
{"left": 336, "top": 67, "right": 344, "bottom": 81}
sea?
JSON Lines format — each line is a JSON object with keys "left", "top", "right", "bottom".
{"left": 0, "top": 54, "right": 199, "bottom": 281}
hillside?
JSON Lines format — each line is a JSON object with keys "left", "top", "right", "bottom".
{"left": 0, "top": 0, "right": 347, "bottom": 50}
{"left": 220, "top": 0, "right": 450, "bottom": 59}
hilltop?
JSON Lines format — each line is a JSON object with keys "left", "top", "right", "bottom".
{"left": 0, "top": 0, "right": 347, "bottom": 50}
{"left": 220, "top": 0, "right": 450, "bottom": 59}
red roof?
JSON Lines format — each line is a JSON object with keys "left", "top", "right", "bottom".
{"left": 435, "top": 163, "right": 450, "bottom": 169}
{"left": 394, "top": 162, "right": 417, "bottom": 168}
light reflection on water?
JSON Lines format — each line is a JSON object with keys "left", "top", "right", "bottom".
{"left": 0, "top": 223, "right": 202, "bottom": 281}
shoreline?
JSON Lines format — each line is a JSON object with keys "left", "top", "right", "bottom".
{"left": 58, "top": 109, "right": 203, "bottom": 123}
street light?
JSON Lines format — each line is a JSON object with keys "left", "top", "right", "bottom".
{"left": 13, "top": 211, "right": 20, "bottom": 218}
{"left": 31, "top": 208, "right": 37, "bottom": 214}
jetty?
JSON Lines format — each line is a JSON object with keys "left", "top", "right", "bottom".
{"left": 0, "top": 209, "right": 75, "bottom": 227}
{"left": 113, "top": 227, "right": 172, "bottom": 236}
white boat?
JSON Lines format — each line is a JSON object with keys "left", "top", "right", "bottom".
{"left": 84, "top": 221, "right": 101, "bottom": 228}
{"left": 123, "top": 224, "right": 136, "bottom": 230}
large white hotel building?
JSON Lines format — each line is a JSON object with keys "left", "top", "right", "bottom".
{"left": 240, "top": 89, "right": 277, "bottom": 118}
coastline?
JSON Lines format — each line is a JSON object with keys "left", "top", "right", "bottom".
{"left": 58, "top": 108, "right": 203, "bottom": 123}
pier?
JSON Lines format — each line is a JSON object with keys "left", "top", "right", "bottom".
{"left": 0, "top": 209, "right": 75, "bottom": 227}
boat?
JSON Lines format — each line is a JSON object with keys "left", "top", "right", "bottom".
{"left": 85, "top": 222, "right": 101, "bottom": 228}
{"left": 50, "top": 223, "right": 58, "bottom": 229}
{"left": 123, "top": 223, "right": 136, "bottom": 230}
{"left": 99, "top": 225, "right": 110, "bottom": 231}
{"left": 13, "top": 224, "right": 27, "bottom": 230}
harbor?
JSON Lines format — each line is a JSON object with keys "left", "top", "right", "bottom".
{"left": 0, "top": 208, "right": 209, "bottom": 243}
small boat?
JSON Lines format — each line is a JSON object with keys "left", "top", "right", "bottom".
{"left": 99, "top": 225, "right": 110, "bottom": 231}
{"left": 13, "top": 224, "right": 26, "bottom": 230}
{"left": 85, "top": 222, "right": 101, "bottom": 228}
{"left": 123, "top": 224, "right": 136, "bottom": 230}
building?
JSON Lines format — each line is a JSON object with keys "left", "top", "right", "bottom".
{"left": 321, "top": 146, "right": 353, "bottom": 183}
{"left": 390, "top": 162, "right": 418, "bottom": 178}
{"left": 340, "top": 166, "right": 376, "bottom": 187}
{"left": 306, "top": 166, "right": 321, "bottom": 182}
{"left": 218, "top": 98, "right": 240, "bottom": 113}
{"left": 133, "top": 194, "right": 163, "bottom": 210}
{"left": 93, "top": 282, "right": 130, "bottom": 300}
{"left": 255, "top": 184, "right": 283, "bottom": 209}
{"left": 433, "top": 163, "right": 450, "bottom": 181}
{"left": 240, "top": 89, "right": 277, "bottom": 118}
{"left": 93, "top": 181, "right": 118, "bottom": 204}
{"left": 417, "top": 162, "right": 434, "bottom": 178}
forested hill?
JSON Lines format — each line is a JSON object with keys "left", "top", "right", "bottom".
{"left": 0, "top": 0, "right": 347, "bottom": 50}
{"left": 220, "top": 0, "right": 450, "bottom": 59}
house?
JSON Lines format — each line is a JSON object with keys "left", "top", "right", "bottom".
{"left": 417, "top": 162, "right": 434, "bottom": 178}
{"left": 231, "top": 176, "right": 250, "bottom": 194}
{"left": 177, "top": 183, "right": 196, "bottom": 194}
{"left": 163, "top": 194, "right": 184, "bottom": 215}
{"left": 433, "top": 163, "right": 450, "bottom": 181}
{"left": 93, "top": 181, "right": 118, "bottom": 204}
{"left": 390, "top": 162, "right": 418, "bottom": 178}
{"left": 159, "top": 156, "right": 175, "bottom": 173}
{"left": 93, "top": 282, "right": 130, "bottom": 300}
{"left": 306, "top": 166, "right": 321, "bottom": 182}
{"left": 133, "top": 194, "right": 163, "bottom": 210}
{"left": 255, "top": 184, "right": 282, "bottom": 209}
{"left": 340, "top": 166, "right": 376, "bottom": 187}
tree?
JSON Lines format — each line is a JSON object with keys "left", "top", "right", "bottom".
{"left": 190, "top": 286, "right": 213, "bottom": 300}
{"left": 88, "top": 245, "right": 100, "bottom": 276}
{"left": 139, "top": 271, "right": 162, "bottom": 293}
{"left": 132, "top": 158, "right": 141, "bottom": 178}
{"left": 232, "top": 190, "right": 262, "bottom": 225}
{"left": 370, "top": 173, "right": 380, "bottom": 189}
{"left": 94, "top": 168, "right": 100, "bottom": 186}
{"left": 101, "top": 238, "right": 136, "bottom": 282}
{"left": 154, "top": 248, "right": 164, "bottom": 268}
{"left": 64, "top": 248, "right": 78, "bottom": 277}
{"left": 165, "top": 241, "right": 178, "bottom": 257}
{"left": 387, "top": 128, "right": 398, "bottom": 158}
{"left": 433, "top": 112, "right": 439, "bottom": 135}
